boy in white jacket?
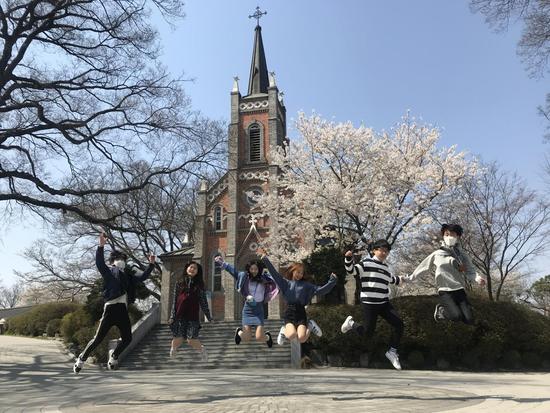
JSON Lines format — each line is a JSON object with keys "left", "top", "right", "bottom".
{"left": 409, "top": 224, "right": 486, "bottom": 324}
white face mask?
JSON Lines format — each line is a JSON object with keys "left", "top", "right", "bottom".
{"left": 113, "top": 260, "right": 126, "bottom": 270}
{"left": 444, "top": 236, "right": 458, "bottom": 247}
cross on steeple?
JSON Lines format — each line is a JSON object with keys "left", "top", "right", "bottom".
{"left": 248, "top": 6, "right": 267, "bottom": 26}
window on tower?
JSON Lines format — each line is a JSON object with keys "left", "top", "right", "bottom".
{"left": 214, "top": 205, "right": 223, "bottom": 231}
{"left": 248, "top": 123, "right": 262, "bottom": 163}
{"left": 212, "top": 253, "right": 222, "bottom": 292}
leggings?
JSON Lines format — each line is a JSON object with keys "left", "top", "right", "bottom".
{"left": 80, "top": 303, "right": 132, "bottom": 361}
{"left": 352, "top": 302, "right": 404, "bottom": 350}
{"left": 438, "top": 289, "right": 474, "bottom": 325}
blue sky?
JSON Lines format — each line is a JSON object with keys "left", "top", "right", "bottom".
{"left": 1, "top": 0, "right": 548, "bottom": 287}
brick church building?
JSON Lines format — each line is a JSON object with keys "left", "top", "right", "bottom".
{"left": 160, "top": 20, "right": 287, "bottom": 322}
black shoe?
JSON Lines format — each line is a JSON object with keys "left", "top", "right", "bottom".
{"left": 265, "top": 331, "right": 273, "bottom": 348}
{"left": 234, "top": 327, "right": 242, "bottom": 345}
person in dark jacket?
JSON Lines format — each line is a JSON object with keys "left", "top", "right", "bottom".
{"left": 258, "top": 249, "right": 337, "bottom": 346}
{"left": 168, "top": 260, "right": 212, "bottom": 361}
{"left": 73, "top": 232, "right": 155, "bottom": 373}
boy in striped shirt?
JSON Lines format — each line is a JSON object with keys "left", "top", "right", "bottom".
{"left": 340, "top": 239, "right": 407, "bottom": 370}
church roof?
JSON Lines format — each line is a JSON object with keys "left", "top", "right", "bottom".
{"left": 247, "top": 24, "right": 269, "bottom": 96}
{"left": 159, "top": 245, "right": 194, "bottom": 258}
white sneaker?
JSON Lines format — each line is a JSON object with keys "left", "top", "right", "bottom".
{"left": 385, "top": 349, "right": 402, "bottom": 370}
{"left": 200, "top": 346, "right": 208, "bottom": 362}
{"left": 107, "top": 349, "right": 118, "bottom": 370}
{"left": 341, "top": 315, "right": 354, "bottom": 333}
{"left": 434, "top": 304, "right": 445, "bottom": 322}
{"left": 73, "top": 356, "right": 84, "bottom": 374}
{"left": 308, "top": 319, "right": 322, "bottom": 337}
{"left": 277, "top": 325, "right": 286, "bottom": 346}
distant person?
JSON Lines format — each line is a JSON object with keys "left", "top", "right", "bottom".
{"left": 73, "top": 232, "right": 155, "bottom": 373}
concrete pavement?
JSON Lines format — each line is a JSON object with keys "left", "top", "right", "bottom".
{"left": 0, "top": 335, "right": 549, "bottom": 413}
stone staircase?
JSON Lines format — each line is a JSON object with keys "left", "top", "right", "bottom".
{"left": 123, "top": 320, "right": 291, "bottom": 370}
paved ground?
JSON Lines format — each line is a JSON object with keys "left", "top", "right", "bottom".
{"left": 0, "top": 336, "right": 549, "bottom": 413}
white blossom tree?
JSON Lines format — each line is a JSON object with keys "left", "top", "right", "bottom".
{"left": 259, "top": 113, "right": 477, "bottom": 263}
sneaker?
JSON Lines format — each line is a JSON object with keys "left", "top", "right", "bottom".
{"left": 234, "top": 327, "right": 242, "bottom": 345}
{"left": 73, "top": 356, "right": 84, "bottom": 374}
{"left": 385, "top": 349, "right": 402, "bottom": 370}
{"left": 434, "top": 304, "right": 445, "bottom": 322}
{"left": 107, "top": 349, "right": 118, "bottom": 370}
{"left": 200, "top": 346, "right": 208, "bottom": 362}
{"left": 308, "top": 319, "right": 323, "bottom": 337}
{"left": 341, "top": 315, "right": 354, "bottom": 334}
{"left": 277, "top": 325, "right": 286, "bottom": 346}
{"left": 265, "top": 331, "right": 273, "bottom": 348}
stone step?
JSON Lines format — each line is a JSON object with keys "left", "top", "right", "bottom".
{"left": 123, "top": 321, "right": 292, "bottom": 370}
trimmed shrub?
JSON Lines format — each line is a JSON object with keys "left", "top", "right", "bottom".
{"left": 60, "top": 307, "right": 91, "bottom": 343}
{"left": 46, "top": 319, "right": 62, "bottom": 337}
{"left": 307, "top": 295, "right": 550, "bottom": 371}
{"left": 7, "top": 302, "right": 80, "bottom": 336}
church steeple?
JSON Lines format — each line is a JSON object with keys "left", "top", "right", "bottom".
{"left": 247, "top": 9, "right": 269, "bottom": 96}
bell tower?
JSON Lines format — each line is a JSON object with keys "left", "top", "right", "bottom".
{"left": 223, "top": 8, "right": 287, "bottom": 319}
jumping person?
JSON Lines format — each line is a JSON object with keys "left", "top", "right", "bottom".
{"left": 73, "top": 232, "right": 156, "bottom": 373}
{"left": 258, "top": 249, "right": 337, "bottom": 346}
{"left": 340, "top": 239, "right": 407, "bottom": 370}
{"left": 408, "top": 223, "right": 486, "bottom": 324}
{"left": 168, "top": 261, "right": 212, "bottom": 362}
{"left": 215, "top": 256, "right": 278, "bottom": 347}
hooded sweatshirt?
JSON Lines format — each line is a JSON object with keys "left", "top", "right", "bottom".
{"left": 409, "top": 244, "right": 477, "bottom": 292}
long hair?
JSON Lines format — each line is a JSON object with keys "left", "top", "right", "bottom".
{"left": 177, "top": 260, "right": 205, "bottom": 292}
{"left": 283, "top": 262, "right": 310, "bottom": 281}
{"left": 245, "top": 259, "right": 265, "bottom": 280}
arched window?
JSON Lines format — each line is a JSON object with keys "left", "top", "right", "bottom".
{"left": 248, "top": 123, "right": 262, "bottom": 163}
{"left": 212, "top": 253, "right": 222, "bottom": 292}
{"left": 214, "top": 205, "right": 223, "bottom": 231}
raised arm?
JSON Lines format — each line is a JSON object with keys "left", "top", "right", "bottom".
{"left": 133, "top": 254, "right": 156, "bottom": 282}
{"left": 215, "top": 256, "right": 238, "bottom": 279}
{"left": 408, "top": 252, "right": 436, "bottom": 282}
{"left": 344, "top": 250, "right": 360, "bottom": 279}
{"left": 261, "top": 256, "right": 290, "bottom": 294}
{"left": 96, "top": 233, "right": 112, "bottom": 280}
{"left": 314, "top": 273, "right": 338, "bottom": 297}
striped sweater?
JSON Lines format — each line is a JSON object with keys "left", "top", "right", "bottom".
{"left": 344, "top": 256, "right": 401, "bottom": 304}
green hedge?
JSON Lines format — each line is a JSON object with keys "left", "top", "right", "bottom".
{"left": 6, "top": 302, "right": 80, "bottom": 337}
{"left": 60, "top": 303, "right": 143, "bottom": 363}
{"left": 307, "top": 295, "right": 550, "bottom": 371}
{"left": 7, "top": 297, "right": 143, "bottom": 363}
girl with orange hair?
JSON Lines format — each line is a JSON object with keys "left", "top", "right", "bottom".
{"left": 259, "top": 250, "right": 337, "bottom": 346}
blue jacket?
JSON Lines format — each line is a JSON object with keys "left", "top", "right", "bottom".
{"left": 261, "top": 256, "right": 337, "bottom": 306}
{"left": 96, "top": 246, "right": 154, "bottom": 302}
{"left": 221, "top": 262, "right": 279, "bottom": 302}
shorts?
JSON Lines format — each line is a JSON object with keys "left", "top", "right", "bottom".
{"left": 283, "top": 303, "right": 308, "bottom": 327}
